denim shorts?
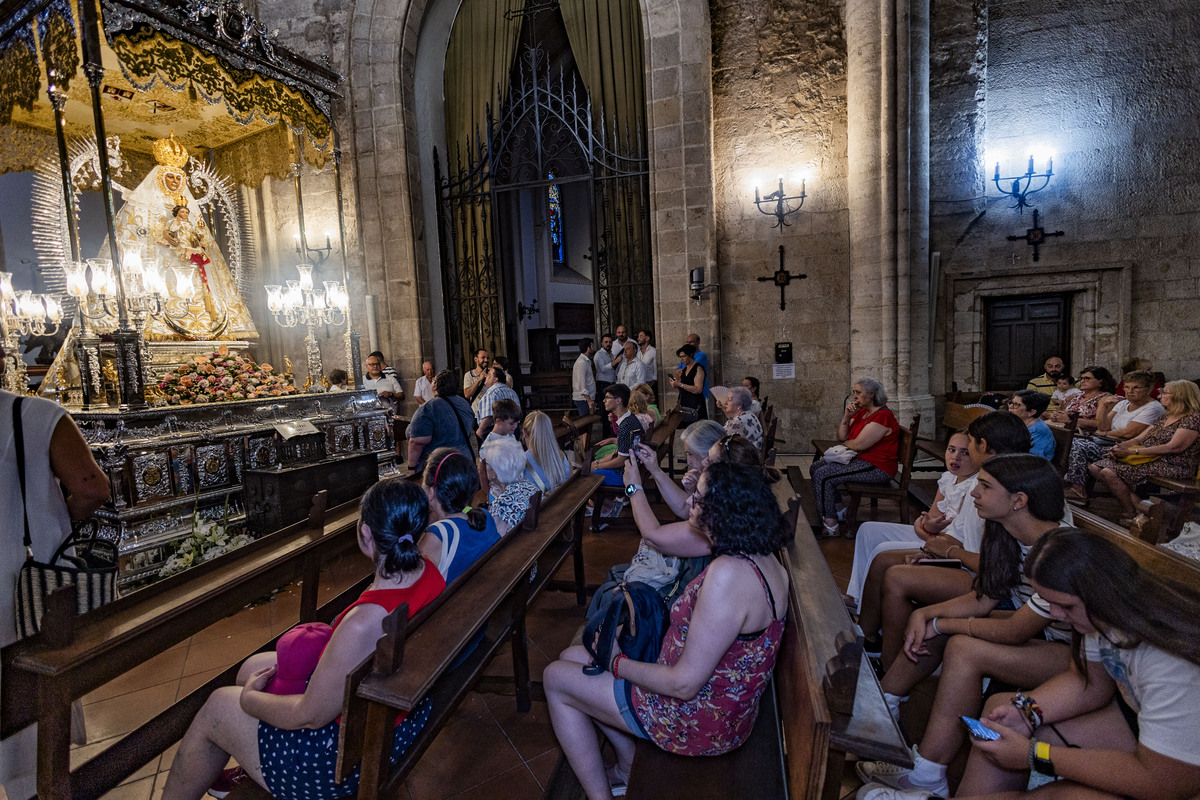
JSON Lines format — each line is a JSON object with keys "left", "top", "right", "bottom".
{"left": 612, "top": 678, "right": 649, "bottom": 739}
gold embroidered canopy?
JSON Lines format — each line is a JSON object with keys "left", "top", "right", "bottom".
{"left": 0, "top": 0, "right": 340, "bottom": 182}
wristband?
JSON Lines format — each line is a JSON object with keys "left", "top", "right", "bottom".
{"left": 613, "top": 654, "right": 627, "bottom": 679}
{"left": 1031, "top": 740, "right": 1056, "bottom": 776}
{"left": 1012, "top": 691, "right": 1044, "bottom": 732}
{"left": 947, "top": 545, "right": 960, "bottom": 558}
{"left": 930, "top": 617, "right": 941, "bottom": 636}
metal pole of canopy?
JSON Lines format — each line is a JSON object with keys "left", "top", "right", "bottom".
{"left": 330, "top": 123, "right": 362, "bottom": 389}
{"left": 79, "top": 0, "right": 146, "bottom": 409}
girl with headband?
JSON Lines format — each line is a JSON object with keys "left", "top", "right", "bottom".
{"left": 417, "top": 447, "right": 500, "bottom": 583}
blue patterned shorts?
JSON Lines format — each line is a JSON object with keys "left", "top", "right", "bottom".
{"left": 258, "top": 698, "right": 431, "bottom": 799}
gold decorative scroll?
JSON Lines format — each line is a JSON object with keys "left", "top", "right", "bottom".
{"left": 0, "top": 121, "right": 56, "bottom": 175}
{"left": 109, "top": 24, "right": 332, "bottom": 151}
{"left": 0, "top": 30, "right": 39, "bottom": 126}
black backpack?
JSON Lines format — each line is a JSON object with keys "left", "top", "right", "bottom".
{"left": 582, "top": 581, "right": 669, "bottom": 676}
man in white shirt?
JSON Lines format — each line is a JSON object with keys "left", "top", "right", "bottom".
{"left": 413, "top": 360, "right": 435, "bottom": 405}
{"left": 463, "top": 348, "right": 490, "bottom": 412}
{"left": 610, "top": 325, "right": 631, "bottom": 360}
{"left": 367, "top": 351, "right": 403, "bottom": 398}
{"left": 616, "top": 341, "right": 647, "bottom": 388}
{"left": 636, "top": 329, "right": 657, "bottom": 386}
{"left": 363, "top": 354, "right": 404, "bottom": 400}
{"left": 594, "top": 333, "right": 616, "bottom": 402}
{"left": 571, "top": 338, "right": 597, "bottom": 416}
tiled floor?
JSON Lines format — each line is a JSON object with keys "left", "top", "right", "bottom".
{"left": 60, "top": 454, "right": 890, "bottom": 800}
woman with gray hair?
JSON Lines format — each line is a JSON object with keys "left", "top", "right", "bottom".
{"left": 810, "top": 377, "right": 900, "bottom": 537}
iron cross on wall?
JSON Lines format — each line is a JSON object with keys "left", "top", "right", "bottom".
{"left": 757, "top": 245, "right": 807, "bottom": 310}
{"left": 1006, "top": 209, "right": 1064, "bottom": 262}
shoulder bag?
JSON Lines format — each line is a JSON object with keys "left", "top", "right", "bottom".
{"left": 12, "top": 397, "right": 117, "bottom": 640}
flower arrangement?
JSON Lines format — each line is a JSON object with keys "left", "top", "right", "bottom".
{"left": 156, "top": 344, "right": 297, "bottom": 404}
{"left": 159, "top": 494, "right": 254, "bottom": 578}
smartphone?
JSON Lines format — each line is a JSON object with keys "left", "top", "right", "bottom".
{"left": 918, "top": 558, "right": 963, "bottom": 569}
{"left": 632, "top": 433, "right": 642, "bottom": 452}
{"left": 961, "top": 716, "right": 1000, "bottom": 741}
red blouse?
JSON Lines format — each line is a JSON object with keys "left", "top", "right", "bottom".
{"left": 849, "top": 406, "right": 900, "bottom": 476}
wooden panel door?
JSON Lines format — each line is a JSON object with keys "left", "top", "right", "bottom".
{"left": 984, "top": 293, "right": 1071, "bottom": 390}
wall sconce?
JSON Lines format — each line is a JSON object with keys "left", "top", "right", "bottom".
{"left": 753, "top": 175, "right": 807, "bottom": 228}
{"left": 294, "top": 230, "right": 336, "bottom": 269}
{"left": 516, "top": 298, "right": 540, "bottom": 322}
{"left": 993, "top": 154, "right": 1054, "bottom": 212}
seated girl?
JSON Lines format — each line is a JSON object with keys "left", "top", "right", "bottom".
{"left": 845, "top": 432, "right": 978, "bottom": 613}
{"left": 480, "top": 434, "right": 540, "bottom": 535}
{"left": 628, "top": 389, "right": 657, "bottom": 436}
{"left": 862, "top": 529, "right": 1200, "bottom": 800}
{"left": 521, "top": 410, "right": 573, "bottom": 494}
{"left": 161, "top": 479, "right": 444, "bottom": 800}
{"left": 418, "top": 447, "right": 500, "bottom": 584}
{"left": 633, "top": 382, "right": 661, "bottom": 428}
{"left": 855, "top": 455, "right": 1072, "bottom": 797}
{"left": 545, "top": 462, "right": 790, "bottom": 800}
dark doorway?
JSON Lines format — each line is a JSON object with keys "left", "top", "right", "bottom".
{"left": 984, "top": 293, "right": 1072, "bottom": 390}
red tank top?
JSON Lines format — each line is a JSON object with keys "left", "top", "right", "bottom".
{"left": 328, "top": 559, "right": 445, "bottom": 724}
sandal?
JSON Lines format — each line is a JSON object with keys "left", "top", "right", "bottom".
{"left": 813, "top": 521, "right": 840, "bottom": 538}
{"left": 607, "top": 763, "right": 630, "bottom": 797}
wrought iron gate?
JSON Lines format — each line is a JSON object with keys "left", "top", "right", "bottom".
{"left": 433, "top": 44, "right": 652, "bottom": 374}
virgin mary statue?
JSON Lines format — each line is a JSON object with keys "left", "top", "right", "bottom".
{"left": 110, "top": 133, "right": 258, "bottom": 341}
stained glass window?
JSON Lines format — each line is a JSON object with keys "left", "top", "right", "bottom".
{"left": 548, "top": 172, "right": 564, "bottom": 263}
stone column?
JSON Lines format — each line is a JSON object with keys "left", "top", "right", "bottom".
{"left": 846, "top": 0, "right": 935, "bottom": 425}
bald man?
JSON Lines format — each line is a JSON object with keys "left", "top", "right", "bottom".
{"left": 414, "top": 360, "right": 435, "bottom": 405}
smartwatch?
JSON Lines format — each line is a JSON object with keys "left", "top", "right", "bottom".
{"left": 625, "top": 483, "right": 643, "bottom": 498}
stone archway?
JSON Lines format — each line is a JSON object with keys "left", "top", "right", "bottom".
{"left": 343, "top": 0, "right": 718, "bottom": 385}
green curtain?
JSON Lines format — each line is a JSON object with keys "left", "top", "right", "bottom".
{"left": 444, "top": 0, "right": 525, "bottom": 157}
{"left": 558, "top": 0, "right": 645, "bottom": 137}
{"left": 559, "top": 0, "right": 651, "bottom": 337}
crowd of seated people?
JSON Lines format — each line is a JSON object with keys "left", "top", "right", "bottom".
{"left": 841, "top": 366, "right": 1200, "bottom": 800}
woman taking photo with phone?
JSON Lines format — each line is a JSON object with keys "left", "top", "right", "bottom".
{"left": 870, "top": 528, "right": 1200, "bottom": 800}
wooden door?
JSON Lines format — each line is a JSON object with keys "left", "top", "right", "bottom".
{"left": 984, "top": 293, "right": 1071, "bottom": 390}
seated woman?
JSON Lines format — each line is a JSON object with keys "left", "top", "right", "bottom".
{"left": 521, "top": 410, "right": 573, "bottom": 494}
{"left": 1006, "top": 390, "right": 1056, "bottom": 461}
{"left": 1063, "top": 370, "right": 1164, "bottom": 503}
{"left": 627, "top": 389, "right": 658, "bottom": 437}
{"left": 811, "top": 377, "right": 900, "bottom": 537}
{"left": 481, "top": 434, "right": 540, "bottom": 535}
{"left": 1043, "top": 365, "right": 1116, "bottom": 430}
{"left": 418, "top": 447, "right": 500, "bottom": 583}
{"left": 1089, "top": 379, "right": 1200, "bottom": 525}
{"left": 845, "top": 432, "right": 978, "bottom": 613}
{"left": 161, "top": 479, "right": 444, "bottom": 800}
{"left": 544, "top": 462, "right": 790, "bottom": 800}
{"left": 873, "top": 529, "right": 1200, "bottom": 800}
{"left": 855, "top": 456, "right": 1071, "bottom": 797}
{"left": 633, "top": 382, "right": 661, "bottom": 428}
{"left": 854, "top": 412, "right": 1037, "bottom": 662}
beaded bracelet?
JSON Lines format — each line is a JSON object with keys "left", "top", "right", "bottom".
{"left": 1012, "top": 691, "right": 1044, "bottom": 732}
{"left": 613, "top": 654, "right": 627, "bottom": 680}
{"left": 966, "top": 617, "right": 976, "bottom": 637}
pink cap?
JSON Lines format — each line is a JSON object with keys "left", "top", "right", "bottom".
{"left": 265, "top": 622, "right": 333, "bottom": 695}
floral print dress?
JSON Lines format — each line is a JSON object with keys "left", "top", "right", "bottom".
{"left": 630, "top": 556, "right": 785, "bottom": 756}
{"left": 1094, "top": 413, "right": 1200, "bottom": 485}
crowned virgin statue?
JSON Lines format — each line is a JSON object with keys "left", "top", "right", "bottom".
{"left": 112, "top": 133, "right": 258, "bottom": 341}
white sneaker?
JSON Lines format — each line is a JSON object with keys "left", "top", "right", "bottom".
{"left": 855, "top": 782, "right": 945, "bottom": 800}
{"left": 855, "top": 758, "right": 949, "bottom": 798}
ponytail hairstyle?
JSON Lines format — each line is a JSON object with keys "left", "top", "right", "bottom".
{"left": 1026, "top": 528, "right": 1200, "bottom": 675}
{"left": 972, "top": 453, "right": 1063, "bottom": 600}
{"left": 422, "top": 447, "right": 488, "bottom": 530}
{"left": 359, "top": 478, "right": 429, "bottom": 579}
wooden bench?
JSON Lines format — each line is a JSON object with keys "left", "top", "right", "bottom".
{"left": 1072, "top": 506, "right": 1200, "bottom": 590}
{"left": 552, "top": 477, "right": 909, "bottom": 800}
{"left": 813, "top": 415, "right": 923, "bottom": 527}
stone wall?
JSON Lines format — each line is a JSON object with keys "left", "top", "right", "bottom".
{"left": 932, "top": 0, "right": 1200, "bottom": 389}
{"left": 708, "top": 0, "right": 851, "bottom": 440}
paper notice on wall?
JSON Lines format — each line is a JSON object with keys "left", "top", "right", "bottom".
{"left": 772, "top": 363, "right": 796, "bottom": 380}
